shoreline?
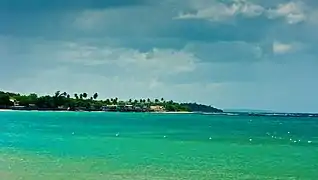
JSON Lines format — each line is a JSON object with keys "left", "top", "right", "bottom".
{"left": 0, "top": 109, "right": 192, "bottom": 114}
{"left": 150, "top": 111, "right": 193, "bottom": 114}
{"left": 0, "top": 109, "right": 14, "bottom": 112}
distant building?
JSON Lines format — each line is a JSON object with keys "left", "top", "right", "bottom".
{"left": 11, "top": 105, "right": 26, "bottom": 110}
{"left": 150, "top": 105, "right": 165, "bottom": 112}
{"left": 29, "top": 104, "right": 37, "bottom": 108}
{"left": 102, "top": 105, "right": 118, "bottom": 111}
{"left": 9, "top": 98, "right": 19, "bottom": 106}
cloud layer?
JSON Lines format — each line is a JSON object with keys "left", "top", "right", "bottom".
{"left": 1, "top": 0, "right": 318, "bottom": 112}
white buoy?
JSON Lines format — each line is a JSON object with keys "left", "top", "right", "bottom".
{"left": 293, "top": 140, "right": 297, "bottom": 143}
{"left": 116, "top": 133, "right": 119, "bottom": 137}
{"left": 288, "top": 132, "right": 290, "bottom": 134}
{"left": 308, "top": 141, "right": 312, "bottom": 144}
{"left": 209, "top": 137, "right": 212, "bottom": 140}
{"left": 290, "top": 138, "right": 292, "bottom": 141}
{"left": 163, "top": 135, "right": 166, "bottom": 138}
{"left": 249, "top": 138, "right": 253, "bottom": 142}
{"left": 71, "top": 132, "right": 75, "bottom": 135}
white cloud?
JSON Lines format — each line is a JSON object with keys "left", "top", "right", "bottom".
{"left": 56, "top": 42, "right": 198, "bottom": 76}
{"left": 267, "top": 2, "right": 306, "bottom": 24}
{"left": 272, "top": 41, "right": 294, "bottom": 54}
{"left": 175, "top": 0, "right": 264, "bottom": 21}
{"left": 272, "top": 41, "right": 306, "bottom": 55}
{"left": 175, "top": 0, "right": 313, "bottom": 25}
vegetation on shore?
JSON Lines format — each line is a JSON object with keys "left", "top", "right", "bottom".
{"left": 0, "top": 91, "right": 223, "bottom": 113}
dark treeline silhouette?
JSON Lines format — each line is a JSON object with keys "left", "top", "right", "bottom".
{"left": 181, "top": 103, "right": 223, "bottom": 113}
{"left": 0, "top": 90, "right": 222, "bottom": 112}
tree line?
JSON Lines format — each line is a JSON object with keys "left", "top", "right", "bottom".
{"left": 0, "top": 90, "right": 222, "bottom": 112}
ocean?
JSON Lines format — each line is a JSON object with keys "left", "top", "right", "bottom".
{"left": 0, "top": 111, "right": 317, "bottom": 180}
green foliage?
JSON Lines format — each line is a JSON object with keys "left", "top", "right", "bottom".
{"left": 14, "top": 93, "right": 38, "bottom": 106}
{"left": 0, "top": 93, "right": 13, "bottom": 107}
{"left": 93, "top": 93, "right": 98, "bottom": 100}
{"left": 181, "top": 103, "right": 223, "bottom": 113}
{"left": 0, "top": 90, "right": 222, "bottom": 112}
{"left": 105, "top": 99, "right": 111, "bottom": 105}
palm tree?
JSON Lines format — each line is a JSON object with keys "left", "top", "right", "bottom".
{"left": 113, "top": 97, "right": 118, "bottom": 104}
{"left": 83, "top": 93, "right": 88, "bottom": 99}
{"left": 129, "top": 99, "right": 132, "bottom": 103}
{"left": 139, "top": 99, "right": 143, "bottom": 103}
{"left": 74, "top": 93, "right": 78, "bottom": 99}
{"left": 93, "top": 93, "right": 98, "bottom": 100}
{"left": 61, "top": 92, "right": 67, "bottom": 97}
{"left": 105, "top": 99, "right": 111, "bottom": 105}
{"left": 161, "top": 98, "right": 164, "bottom": 102}
{"left": 67, "top": 94, "right": 70, "bottom": 99}
{"left": 155, "top": 99, "right": 159, "bottom": 103}
{"left": 54, "top": 91, "right": 61, "bottom": 97}
{"left": 79, "top": 94, "right": 83, "bottom": 99}
{"left": 147, "top": 98, "right": 151, "bottom": 103}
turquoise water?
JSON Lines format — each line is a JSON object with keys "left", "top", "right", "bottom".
{"left": 0, "top": 111, "right": 317, "bottom": 179}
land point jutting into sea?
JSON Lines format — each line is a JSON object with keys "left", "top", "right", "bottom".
{"left": 0, "top": 90, "right": 223, "bottom": 113}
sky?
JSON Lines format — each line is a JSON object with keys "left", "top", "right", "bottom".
{"left": 1, "top": 0, "right": 318, "bottom": 112}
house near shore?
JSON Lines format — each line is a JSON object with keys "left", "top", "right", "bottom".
{"left": 101, "top": 105, "right": 118, "bottom": 111}
{"left": 9, "top": 98, "right": 19, "bottom": 106}
{"left": 101, "top": 104, "right": 150, "bottom": 112}
{"left": 150, "top": 105, "right": 165, "bottom": 112}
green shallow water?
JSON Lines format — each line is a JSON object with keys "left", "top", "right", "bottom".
{"left": 0, "top": 111, "right": 317, "bottom": 179}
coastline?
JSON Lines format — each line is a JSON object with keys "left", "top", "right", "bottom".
{"left": 150, "top": 111, "right": 194, "bottom": 114}
{"left": 0, "top": 109, "right": 14, "bottom": 112}
{"left": 0, "top": 108, "right": 192, "bottom": 114}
